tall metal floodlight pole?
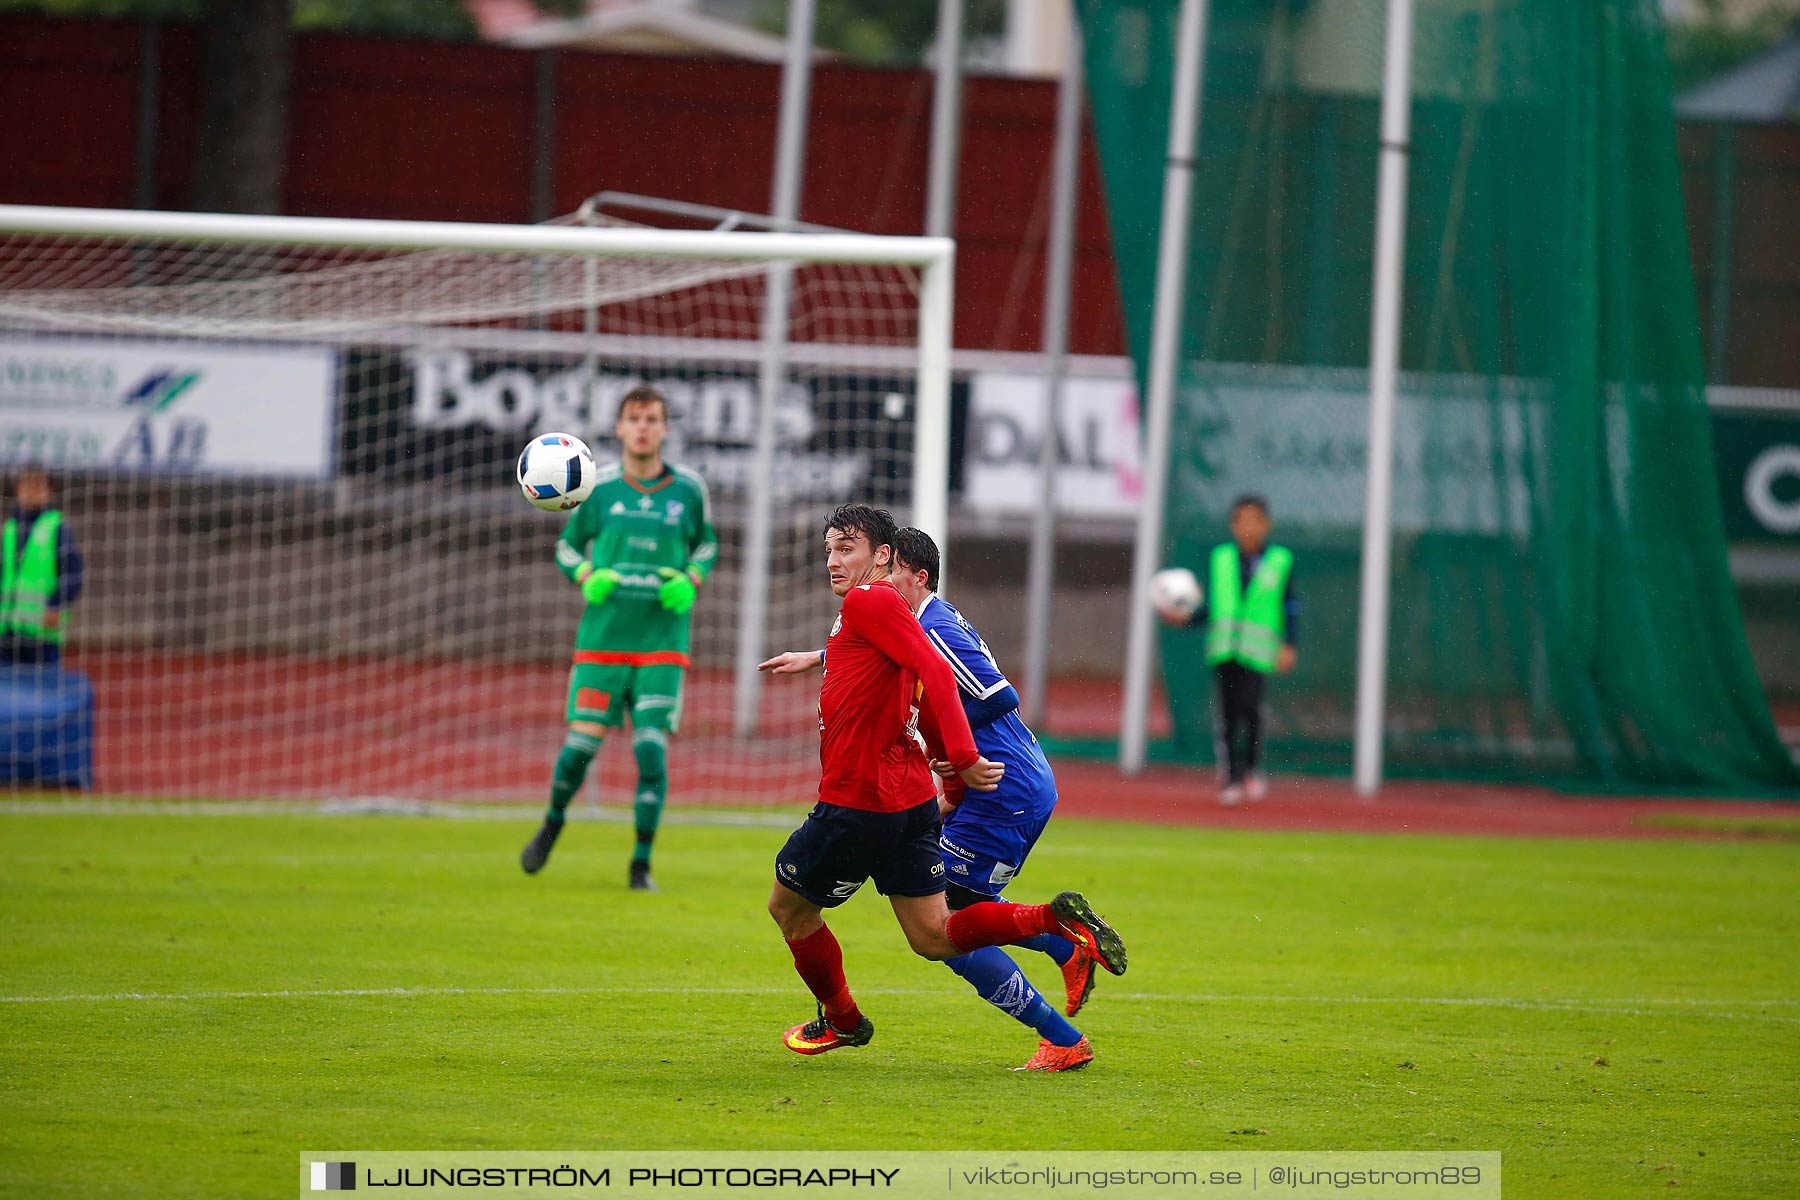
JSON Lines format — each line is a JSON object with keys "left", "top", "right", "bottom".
{"left": 1119, "top": 0, "right": 1213, "bottom": 774}
{"left": 1352, "top": 0, "right": 1417, "bottom": 794}
{"left": 1023, "top": 9, "right": 1084, "bottom": 727}
{"left": 922, "top": 0, "right": 964, "bottom": 590}
{"left": 735, "top": 0, "right": 817, "bottom": 738}
{"left": 927, "top": 0, "right": 965, "bottom": 243}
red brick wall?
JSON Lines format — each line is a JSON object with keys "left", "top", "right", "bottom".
{"left": 0, "top": 13, "right": 1126, "bottom": 357}
{"left": 2, "top": 13, "right": 1793, "bottom": 382}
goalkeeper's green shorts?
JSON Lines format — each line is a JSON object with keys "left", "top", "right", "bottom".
{"left": 565, "top": 652, "right": 686, "bottom": 732}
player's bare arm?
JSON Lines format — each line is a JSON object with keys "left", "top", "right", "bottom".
{"left": 929, "top": 754, "right": 1003, "bottom": 786}
{"left": 757, "top": 649, "right": 824, "bottom": 674}
{"left": 957, "top": 758, "right": 1004, "bottom": 790}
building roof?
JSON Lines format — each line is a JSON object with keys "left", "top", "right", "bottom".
{"left": 1676, "top": 21, "right": 1800, "bottom": 122}
{"left": 496, "top": 2, "right": 792, "bottom": 61}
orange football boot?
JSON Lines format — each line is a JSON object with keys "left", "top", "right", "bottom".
{"left": 1060, "top": 944, "right": 1099, "bottom": 1016}
{"left": 1013, "top": 1036, "right": 1095, "bottom": 1072}
{"left": 1049, "top": 892, "right": 1127, "bottom": 976}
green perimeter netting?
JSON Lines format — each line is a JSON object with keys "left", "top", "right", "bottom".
{"left": 1076, "top": 0, "right": 1798, "bottom": 791}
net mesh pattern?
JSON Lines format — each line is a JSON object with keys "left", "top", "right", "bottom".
{"left": 0, "top": 211, "right": 928, "bottom": 802}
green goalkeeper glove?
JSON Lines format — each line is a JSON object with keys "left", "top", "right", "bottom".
{"left": 579, "top": 566, "right": 622, "bottom": 605}
{"left": 657, "top": 567, "right": 698, "bottom": 615}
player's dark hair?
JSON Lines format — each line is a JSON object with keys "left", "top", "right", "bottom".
{"left": 617, "top": 383, "right": 668, "bottom": 422}
{"left": 1230, "top": 493, "right": 1269, "bottom": 518}
{"left": 891, "top": 527, "right": 940, "bottom": 593}
{"left": 823, "top": 503, "right": 897, "bottom": 558}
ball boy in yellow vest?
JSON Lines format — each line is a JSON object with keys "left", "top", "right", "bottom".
{"left": 1163, "top": 495, "right": 1296, "bottom": 806}
{"left": 0, "top": 468, "right": 84, "bottom": 667}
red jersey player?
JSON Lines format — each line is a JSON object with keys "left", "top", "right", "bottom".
{"left": 757, "top": 503, "right": 1127, "bottom": 1059}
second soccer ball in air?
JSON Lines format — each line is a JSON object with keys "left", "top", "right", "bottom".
{"left": 1150, "top": 567, "right": 1203, "bottom": 622}
{"left": 517, "top": 432, "right": 597, "bottom": 512}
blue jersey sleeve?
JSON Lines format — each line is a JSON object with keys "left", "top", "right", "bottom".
{"left": 963, "top": 682, "right": 1021, "bottom": 731}
{"left": 920, "top": 601, "right": 1018, "bottom": 730}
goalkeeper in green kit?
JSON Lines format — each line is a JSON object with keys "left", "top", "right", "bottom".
{"left": 520, "top": 384, "right": 717, "bottom": 890}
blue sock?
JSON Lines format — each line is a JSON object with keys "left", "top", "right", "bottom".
{"left": 946, "top": 946, "right": 1082, "bottom": 1048}
{"left": 1019, "top": 932, "right": 1076, "bottom": 965}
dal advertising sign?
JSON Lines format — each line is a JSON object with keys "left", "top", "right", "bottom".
{"left": 1710, "top": 395, "right": 1800, "bottom": 544}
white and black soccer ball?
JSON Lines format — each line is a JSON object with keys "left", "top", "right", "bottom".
{"left": 516, "top": 432, "right": 597, "bottom": 512}
{"left": 1150, "top": 567, "right": 1203, "bottom": 622}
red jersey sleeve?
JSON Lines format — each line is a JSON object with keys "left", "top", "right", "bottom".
{"left": 915, "top": 693, "right": 947, "bottom": 762}
{"left": 936, "top": 755, "right": 968, "bottom": 809}
{"left": 842, "top": 584, "right": 980, "bottom": 772}
{"left": 913, "top": 693, "right": 968, "bottom": 809}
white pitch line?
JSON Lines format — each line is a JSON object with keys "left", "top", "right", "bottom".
{"left": 2, "top": 985, "right": 1795, "bottom": 1023}
{"left": 0, "top": 800, "right": 805, "bottom": 827}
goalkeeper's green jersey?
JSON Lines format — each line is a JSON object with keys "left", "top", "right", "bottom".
{"left": 554, "top": 462, "right": 717, "bottom": 661}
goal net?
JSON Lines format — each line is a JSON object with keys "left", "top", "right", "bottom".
{"left": 0, "top": 204, "right": 950, "bottom": 806}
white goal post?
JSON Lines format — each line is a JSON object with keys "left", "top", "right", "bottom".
{"left": 0, "top": 203, "right": 954, "bottom": 539}
{"left": 0, "top": 203, "right": 953, "bottom": 804}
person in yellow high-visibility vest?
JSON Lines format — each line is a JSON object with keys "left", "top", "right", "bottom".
{"left": 0, "top": 468, "right": 85, "bottom": 667}
{"left": 1162, "top": 495, "right": 1297, "bottom": 806}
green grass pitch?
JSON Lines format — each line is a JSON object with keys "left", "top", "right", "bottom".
{"left": 2, "top": 807, "right": 1797, "bottom": 1198}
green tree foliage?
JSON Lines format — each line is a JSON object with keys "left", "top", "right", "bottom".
{"left": 753, "top": 0, "right": 1006, "bottom": 67}
{"left": 1666, "top": 6, "right": 1795, "bottom": 95}
{"left": 0, "top": 0, "right": 202, "bottom": 16}
{"left": 0, "top": 0, "right": 583, "bottom": 39}
{"left": 294, "top": 0, "right": 476, "bottom": 39}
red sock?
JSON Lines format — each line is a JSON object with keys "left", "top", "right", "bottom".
{"left": 785, "top": 924, "right": 861, "bottom": 1029}
{"left": 945, "top": 901, "right": 1058, "bottom": 953}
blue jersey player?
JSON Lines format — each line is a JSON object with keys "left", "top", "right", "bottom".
{"left": 891, "top": 528, "right": 1102, "bottom": 1071}
{"left": 756, "top": 529, "right": 1106, "bottom": 1071}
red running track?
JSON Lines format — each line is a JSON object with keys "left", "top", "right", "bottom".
{"left": 76, "top": 651, "right": 820, "bottom": 801}
{"left": 54, "top": 651, "right": 1798, "bottom": 840}
{"left": 1047, "top": 761, "right": 1795, "bottom": 840}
